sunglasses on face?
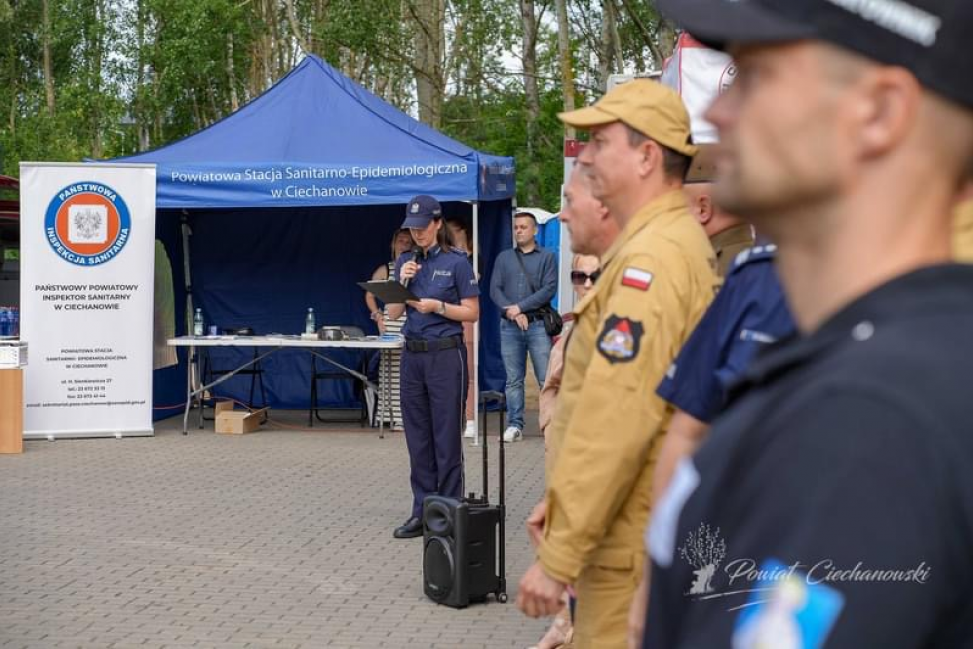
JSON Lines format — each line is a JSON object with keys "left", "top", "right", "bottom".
{"left": 570, "top": 269, "right": 601, "bottom": 286}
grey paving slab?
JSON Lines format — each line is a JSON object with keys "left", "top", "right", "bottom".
{"left": 0, "top": 410, "right": 549, "bottom": 648}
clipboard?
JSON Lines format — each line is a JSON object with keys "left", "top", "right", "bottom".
{"left": 358, "top": 280, "right": 419, "bottom": 304}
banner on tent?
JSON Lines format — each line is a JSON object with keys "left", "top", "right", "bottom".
{"left": 155, "top": 161, "right": 488, "bottom": 208}
{"left": 20, "top": 162, "right": 157, "bottom": 438}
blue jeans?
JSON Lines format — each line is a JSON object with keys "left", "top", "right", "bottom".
{"left": 500, "top": 318, "right": 552, "bottom": 430}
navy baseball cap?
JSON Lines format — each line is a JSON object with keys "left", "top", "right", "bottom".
{"left": 656, "top": 0, "right": 973, "bottom": 110}
{"left": 402, "top": 195, "right": 443, "bottom": 229}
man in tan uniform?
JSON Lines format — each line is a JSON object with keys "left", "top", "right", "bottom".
{"left": 516, "top": 80, "right": 719, "bottom": 648}
{"left": 684, "top": 144, "right": 754, "bottom": 276}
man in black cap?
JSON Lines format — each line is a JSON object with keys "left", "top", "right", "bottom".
{"left": 642, "top": 1, "right": 973, "bottom": 647}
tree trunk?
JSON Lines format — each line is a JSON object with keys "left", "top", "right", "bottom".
{"left": 7, "top": 37, "right": 17, "bottom": 134}
{"left": 554, "top": 0, "right": 575, "bottom": 139}
{"left": 41, "top": 0, "right": 55, "bottom": 115}
{"left": 410, "top": 0, "right": 444, "bottom": 128}
{"left": 285, "top": 0, "right": 310, "bottom": 54}
{"left": 609, "top": 2, "right": 624, "bottom": 74}
{"left": 90, "top": 0, "right": 104, "bottom": 158}
{"left": 597, "top": 1, "right": 612, "bottom": 91}
{"left": 135, "top": 0, "right": 146, "bottom": 150}
{"left": 520, "top": 0, "right": 541, "bottom": 205}
{"left": 226, "top": 32, "right": 239, "bottom": 112}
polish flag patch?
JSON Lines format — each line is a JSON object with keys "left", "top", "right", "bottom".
{"left": 621, "top": 267, "right": 653, "bottom": 291}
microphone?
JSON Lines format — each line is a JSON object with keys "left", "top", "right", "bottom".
{"left": 402, "top": 245, "right": 425, "bottom": 288}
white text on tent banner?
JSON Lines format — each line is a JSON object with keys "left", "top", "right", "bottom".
{"left": 20, "top": 162, "right": 157, "bottom": 438}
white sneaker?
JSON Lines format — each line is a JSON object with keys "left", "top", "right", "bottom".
{"left": 503, "top": 426, "right": 523, "bottom": 443}
{"left": 463, "top": 420, "right": 476, "bottom": 438}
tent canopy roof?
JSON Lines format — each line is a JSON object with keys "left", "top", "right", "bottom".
{"left": 114, "top": 55, "right": 514, "bottom": 209}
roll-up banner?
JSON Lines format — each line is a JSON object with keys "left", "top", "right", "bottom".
{"left": 20, "top": 163, "right": 157, "bottom": 439}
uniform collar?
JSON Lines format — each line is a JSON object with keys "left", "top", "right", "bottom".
{"left": 727, "top": 264, "right": 973, "bottom": 403}
{"left": 709, "top": 223, "right": 753, "bottom": 258}
{"left": 601, "top": 190, "right": 688, "bottom": 269}
{"left": 427, "top": 244, "right": 441, "bottom": 258}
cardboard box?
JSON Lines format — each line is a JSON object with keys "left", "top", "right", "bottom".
{"left": 214, "top": 401, "right": 267, "bottom": 435}
{"left": 0, "top": 369, "right": 23, "bottom": 453}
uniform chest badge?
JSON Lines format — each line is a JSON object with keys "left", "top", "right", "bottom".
{"left": 598, "top": 315, "right": 644, "bottom": 364}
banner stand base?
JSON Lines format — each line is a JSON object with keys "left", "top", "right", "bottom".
{"left": 23, "top": 429, "right": 155, "bottom": 440}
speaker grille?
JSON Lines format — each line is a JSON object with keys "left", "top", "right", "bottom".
{"left": 423, "top": 537, "right": 455, "bottom": 602}
{"left": 425, "top": 501, "right": 454, "bottom": 536}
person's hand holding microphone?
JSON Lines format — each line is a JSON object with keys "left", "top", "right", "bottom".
{"left": 400, "top": 246, "right": 446, "bottom": 316}
{"left": 399, "top": 260, "right": 421, "bottom": 285}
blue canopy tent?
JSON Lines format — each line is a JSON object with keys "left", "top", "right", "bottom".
{"left": 114, "top": 55, "right": 515, "bottom": 420}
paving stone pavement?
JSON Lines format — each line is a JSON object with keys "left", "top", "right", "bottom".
{"left": 0, "top": 410, "right": 550, "bottom": 648}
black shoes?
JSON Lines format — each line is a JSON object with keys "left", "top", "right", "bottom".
{"left": 393, "top": 517, "right": 423, "bottom": 539}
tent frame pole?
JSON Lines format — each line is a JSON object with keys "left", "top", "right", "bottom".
{"left": 471, "top": 201, "right": 480, "bottom": 447}
{"left": 181, "top": 213, "right": 197, "bottom": 427}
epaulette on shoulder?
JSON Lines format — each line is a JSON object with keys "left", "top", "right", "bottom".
{"left": 730, "top": 244, "right": 778, "bottom": 275}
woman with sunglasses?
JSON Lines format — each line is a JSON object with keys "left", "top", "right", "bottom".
{"left": 537, "top": 256, "right": 600, "bottom": 438}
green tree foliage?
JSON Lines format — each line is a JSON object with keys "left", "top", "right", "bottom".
{"left": 0, "top": 0, "right": 674, "bottom": 212}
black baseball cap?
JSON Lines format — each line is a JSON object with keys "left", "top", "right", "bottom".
{"left": 656, "top": 0, "right": 973, "bottom": 110}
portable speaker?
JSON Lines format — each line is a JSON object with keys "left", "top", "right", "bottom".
{"left": 422, "top": 392, "right": 507, "bottom": 608}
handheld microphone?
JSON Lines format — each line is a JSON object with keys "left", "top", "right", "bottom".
{"left": 402, "top": 245, "right": 425, "bottom": 288}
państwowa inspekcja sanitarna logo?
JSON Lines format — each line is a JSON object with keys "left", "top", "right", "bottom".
{"left": 45, "top": 181, "right": 132, "bottom": 266}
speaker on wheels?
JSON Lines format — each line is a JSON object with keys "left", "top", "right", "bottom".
{"left": 422, "top": 392, "right": 507, "bottom": 608}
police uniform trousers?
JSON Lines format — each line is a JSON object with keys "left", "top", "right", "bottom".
{"left": 400, "top": 343, "right": 467, "bottom": 519}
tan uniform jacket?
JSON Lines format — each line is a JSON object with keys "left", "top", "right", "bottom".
{"left": 709, "top": 223, "right": 755, "bottom": 278}
{"left": 954, "top": 199, "right": 973, "bottom": 262}
{"left": 539, "top": 190, "right": 720, "bottom": 583}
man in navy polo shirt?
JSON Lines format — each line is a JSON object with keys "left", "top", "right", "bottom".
{"left": 644, "top": 0, "right": 973, "bottom": 646}
{"left": 490, "top": 211, "right": 558, "bottom": 443}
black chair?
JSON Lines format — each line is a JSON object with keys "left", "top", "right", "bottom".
{"left": 198, "top": 346, "right": 269, "bottom": 428}
{"left": 308, "top": 325, "right": 371, "bottom": 427}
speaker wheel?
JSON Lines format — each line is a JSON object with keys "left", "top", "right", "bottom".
{"left": 497, "top": 592, "right": 508, "bottom": 603}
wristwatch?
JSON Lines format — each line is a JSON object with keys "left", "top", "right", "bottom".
{"left": 437, "top": 300, "right": 447, "bottom": 315}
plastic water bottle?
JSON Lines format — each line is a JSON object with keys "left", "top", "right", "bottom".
{"left": 9, "top": 307, "right": 18, "bottom": 337}
{"left": 305, "top": 308, "right": 316, "bottom": 334}
{"left": 0, "top": 307, "right": 8, "bottom": 337}
{"left": 193, "top": 308, "right": 204, "bottom": 336}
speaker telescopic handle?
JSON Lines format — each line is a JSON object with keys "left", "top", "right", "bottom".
{"left": 481, "top": 396, "right": 488, "bottom": 501}
{"left": 498, "top": 400, "right": 505, "bottom": 509}
{"left": 498, "top": 398, "right": 506, "bottom": 595}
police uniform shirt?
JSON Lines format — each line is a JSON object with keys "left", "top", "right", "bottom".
{"left": 655, "top": 245, "right": 795, "bottom": 423}
{"left": 395, "top": 246, "right": 478, "bottom": 340}
{"left": 644, "top": 265, "right": 973, "bottom": 648}
{"left": 540, "top": 190, "right": 719, "bottom": 583}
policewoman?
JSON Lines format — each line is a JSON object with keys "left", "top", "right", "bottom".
{"left": 386, "top": 195, "right": 479, "bottom": 539}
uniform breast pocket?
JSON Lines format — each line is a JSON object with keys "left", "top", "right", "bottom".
{"left": 429, "top": 272, "right": 456, "bottom": 301}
